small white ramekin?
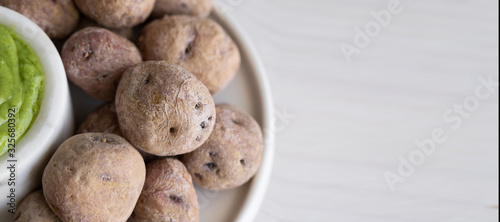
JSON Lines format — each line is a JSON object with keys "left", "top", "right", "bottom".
{"left": 0, "top": 6, "right": 74, "bottom": 220}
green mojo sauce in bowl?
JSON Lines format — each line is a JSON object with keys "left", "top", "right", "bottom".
{"left": 0, "top": 24, "right": 44, "bottom": 156}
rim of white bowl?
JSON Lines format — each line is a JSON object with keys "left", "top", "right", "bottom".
{"left": 212, "top": 8, "right": 276, "bottom": 222}
{"left": 0, "top": 6, "right": 72, "bottom": 180}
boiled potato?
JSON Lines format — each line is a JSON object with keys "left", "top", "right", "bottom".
{"left": 42, "top": 133, "right": 146, "bottom": 222}
{"left": 182, "top": 104, "right": 263, "bottom": 190}
{"left": 138, "top": 15, "right": 241, "bottom": 94}
{"left": 115, "top": 61, "right": 216, "bottom": 156}
{"left": 14, "top": 189, "right": 61, "bottom": 222}
{"left": 62, "top": 27, "right": 142, "bottom": 101}
{"left": 152, "top": 0, "right": 213, "bottom": 18}
{"left": 74, "top": 0, "right": 155, "bottom": 28}
{"left": 131, "top": 158, "right": 198, "bottom": 222}
{"left": 0, "top": 0, "right": 80, "bottom": 39}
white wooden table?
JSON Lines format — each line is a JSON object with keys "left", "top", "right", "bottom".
{"left": 219, "top": 0, "right": 499, "bottom": 221}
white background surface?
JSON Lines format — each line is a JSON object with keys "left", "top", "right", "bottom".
{"left": 219, "top": 0, "right": 499, "bottom": 221}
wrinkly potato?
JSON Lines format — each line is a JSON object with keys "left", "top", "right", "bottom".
{"left": 14, "top": 190, "right": 61, "bottom": 222}
{"left": 76, "top": 15, "right": 138, "bottom": 41}
{"left": 131, "top": 158, "right": 199, "bottom": 222}
{"left": 182, "top": 104, "right": 263, "bottom": 190}
{"left": 77, "top": 102, "right": 158, "bottom": 162}
{"left": 152, "top": 0, "right": 213, "bottom": 18}
{"left": 0, "top": 0, "right": 79, "bottom": 39}
{"left": 116, "top": 61, "right": 216, "bottom": 156}
{"left": 74, "top": 0, "right": 155, "bottom": 29}
{"left": 42, "top": 133, "right": 146, "bottom": 222}
{"left": 77, "top": 103, "right": 122, "bottom": 135}
{"left": 138, "top": 15, "right": 241, "bottom": 94}
{"left": 62, "top": 27, "right": 142, "bottom": 101}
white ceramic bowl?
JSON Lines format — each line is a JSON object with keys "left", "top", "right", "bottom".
{"left": 68, "top": 8, "right": 275, "bottom": 221}
{"left": 0, "top": 6, "right": 74, "bottom": 220}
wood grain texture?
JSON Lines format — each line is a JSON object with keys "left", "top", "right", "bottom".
{"left": 220, "top": 0, "right": 499, "bottom": 221}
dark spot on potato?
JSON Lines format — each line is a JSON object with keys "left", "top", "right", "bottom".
{"left": 194, "top": 173, "right": 202, "bottom": 181}
{"left": 169, "top": 195, "right": 183, "bottom": 204}
{"left": 97, "top": 73, "right": 109, "bottom": 81}
{"left": 196, "top": 135, "right": 202, "bottom": 141}
{"left": 184, "top": 44, "right": 192, "bottom": 57}
{"left": 170, "top": 127, "right": 176, "bottom": 134}
{"left": 208, "top": 116, "right": 213, "bottom": 121}
{"left": 200, "top": 121, "right": 206, "bottom": 129}
{"left": 144, "top": 74, "right": 151, "bottom": 84}
{"left": 180, "top": 29, "right": 197, "bottom": 60}
{"left": 240, "top": 159, "right": 245, "bottom": 166}
{"left": 209, "top": 152, "right": 217, "bottom": 157}
{"left": 204, "top": 162, "right": 218, "bottom": 172}
{"left": 232, "top": 119, "right": 242, "bottom": 126}
{"left": 195, "top": 102, "right": 203, "bottom": 109}
{"left": 180, "top": 2, "right": 188, "bottom": 8}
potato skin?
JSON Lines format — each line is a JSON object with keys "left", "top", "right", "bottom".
{"left": 14, "top": 190, "right": 61, "bottom": 222}
{"left": 0, "top": 0, "right": 79, "bottom": 39}
{"left": 77, "top": 102, "right": 158, "bottom": 162}
{"left": 76, "top": 15, "right": 138, "bottom": 41}
{"left": 62, "top": 27, "right": 142, "bottom": 101}
{"left": 42, "top": 133, "right": 146, "bottom": 222}
{"left": 138, "top": 15, "right": 241, "bottom": 94}
{"left": 152, "top": 0, "right": 213, "bottom": 18}
{"left": 182, "top": 104, "right": 263, "bottom": 190}
{"left": 77, "top": 103, "right": 122, "bottom": 135}
{"left": 116, "top": 61, "right": 216, "bottom": 156}
{"left": 74, "top": 0, "right": 155, "bottom": 29}
{"left": 131, "top": 158, "right": 199, "bottom": 222}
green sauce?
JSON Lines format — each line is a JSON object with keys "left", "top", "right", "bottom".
{"left": 0, "top": 24, "right": 44, "bottom": 156}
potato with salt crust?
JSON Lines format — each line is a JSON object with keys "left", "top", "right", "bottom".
{"left": 75, "top": 15, "right": 138, "bottom": 42}
{"left": 138, "top": 15, "right": 241, "bottom": 94}
{"left": 0, "top": 0, "right": 79, "bottom": 39}
{"left": 182, "top": 104, "right": 263, "bottom": 190}
{"left": 62, "top": 27, "right": 142, "bottom": 101}
{"left": 116, "top": 61, "right": 216, "bottom": 156}
{"left": 74, "top": 0, "right": 155, "bottom": 29}
{"left": 77, "top": 102, "right": 158, "bottom": 162}
{"left": 42, "top": 133, "right": 146, "bottom": 222}
{"left": 130, "top": 158, "right": 198, "bottom": 222}
{"left": 77, "top": 103, "right": 122, "bottom": 135}
{"left": 14, "top": 190, "right": 61, "bottom": 222}
{"left": 152, "top": 0, "right": 214, "bottom": 18}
